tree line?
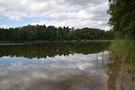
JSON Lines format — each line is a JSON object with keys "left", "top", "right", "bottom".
{"left": 0, "top": 25, "right": 114, "bottom": 41}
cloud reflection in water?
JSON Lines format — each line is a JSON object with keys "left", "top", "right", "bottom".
{"left": 0, "top": 51, "right": 108, "bottom": 90}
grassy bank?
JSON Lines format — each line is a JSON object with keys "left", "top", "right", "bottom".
{"left": 109, "top": 40, "right": 135, "bottom": 90}
{"left": 109, "top": 40, "right": 135, "bottom": 77}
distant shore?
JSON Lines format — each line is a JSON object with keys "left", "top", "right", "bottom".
{"left": 0, "top": 40, "right": 113, "bottom": 43}
{"left": 0, "top": 40, "right": 113, "bottom": 45}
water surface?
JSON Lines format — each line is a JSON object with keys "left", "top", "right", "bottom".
{"left": 0, "top": 42, "right": 110, "bottom": 90}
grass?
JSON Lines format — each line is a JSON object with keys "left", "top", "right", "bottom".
{"left": 127, "top": 66, "right": 135, "bottom": 79}
{"left": 109, "top": 40, "right": 135, "bottom": 64}
{"left": 109, "top": 39, "right": 135, "bottom": 78}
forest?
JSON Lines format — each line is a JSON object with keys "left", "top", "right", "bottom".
{"left": 0, "top": 25, "right": 113, "bottom": 41}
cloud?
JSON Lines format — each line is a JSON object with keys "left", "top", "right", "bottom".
{"left": 0, "top": 51, "right": 109, "bottom": 90}
{"left": 0, "top": 0, "right": 110, "bottom": 30}
{"left": 0, "top": 24, "right": 12, "bottom": 28}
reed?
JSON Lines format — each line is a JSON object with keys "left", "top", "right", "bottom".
{"left": 109, "top": 39, "right": 135, "bottom": 77}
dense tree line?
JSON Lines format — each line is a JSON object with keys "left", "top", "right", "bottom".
{"left": 0, "top": 25, "right": 113, "bottom": 41}
{"left": 108, "top": 0, "right": 135, "bottom": 39}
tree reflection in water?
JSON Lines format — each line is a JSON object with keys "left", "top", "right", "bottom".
{"left": 0, "top": 42, "right": 111, "bottom": 90}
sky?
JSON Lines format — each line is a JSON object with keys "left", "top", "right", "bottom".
{"left": 0, "top": 0, "right": 110, "bottom": 30}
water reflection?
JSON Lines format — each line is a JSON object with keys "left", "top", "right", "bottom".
{"left": 0, "top": 42, "right": 109, "bottom": 58}
{"left": 0, "top": 42, "right": 110, "bottom": 90}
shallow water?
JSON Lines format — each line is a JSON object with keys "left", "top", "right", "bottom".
{"left": 0, "top": 42, "right": 110, "bottom": 90}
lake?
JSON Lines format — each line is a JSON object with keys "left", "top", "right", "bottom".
{"left": 0, "top": 42, "right": 111, "bottom": 90}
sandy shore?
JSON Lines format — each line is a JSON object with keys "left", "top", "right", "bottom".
{"left": 117, "top": 64, "right": 135, "bottom": 90}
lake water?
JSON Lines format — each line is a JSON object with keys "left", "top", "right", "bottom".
{"left": 0, "top": 42, "right": 110, "bottom": 90}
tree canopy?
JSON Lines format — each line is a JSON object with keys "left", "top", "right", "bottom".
{"left": 0, "top": 25, "right": 113, "bottom": 42}
{"left": 108, "top": 0, "right": 135, "bottom": 39}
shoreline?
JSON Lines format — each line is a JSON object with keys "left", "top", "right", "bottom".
{"left": 116, "top": 64, "right": 135, "bottom": 90}
{"left": 0, "top": 40, "right": 112, "bottom": 45}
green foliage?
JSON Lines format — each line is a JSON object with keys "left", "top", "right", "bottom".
{"left": 109, "top": 40, "right": 135, "bottom": 64}
{"left": 109, "top": 40, "right": 135, "bottom": 78}
{"left": 127, "top": 66, "right": 135, "bottom": 78}
{"left": 108, "top": 0, "right": 135, "bottom": 80}
{"left": 0, "top": 25, "right": 114, "bottom": 41}
{"left": 108, "top": 0, "right": 135, "bottom": 39}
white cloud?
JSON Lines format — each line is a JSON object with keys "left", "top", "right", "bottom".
{"left": 0, "top": 25, "right": 13, "bottom": 28}
{"left": 0, "top": 51, "right": 109, "bottom": 90}
{"left": 0, "top": 0, "right": 110, "bottom": 30}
